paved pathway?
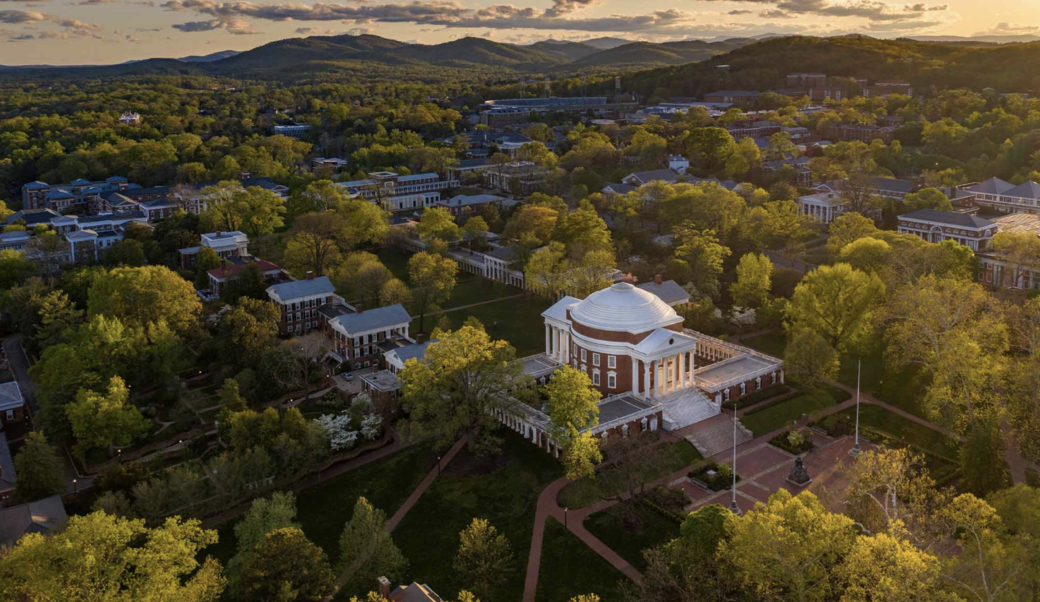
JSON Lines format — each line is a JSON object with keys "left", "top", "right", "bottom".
{"left": 386, "top": 437, "right": 466, "bottom": 531}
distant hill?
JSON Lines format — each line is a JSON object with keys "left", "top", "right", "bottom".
{"left": 570, "top": 39, "right": 754, "bottom": 68}
{"left": 578, "top": 37, "right": 635, "bottom": 50}
{"left": 528, "top": 41, "right": 600, "bottom": 62}
{"left": 178, "top": 50, "right": 240, "bottom": 63}
{"left": 621, "top": 35, "right": 1040, "bottom": 99}
{"left": 392, "top": 37, "right": 569, "bottom": 69}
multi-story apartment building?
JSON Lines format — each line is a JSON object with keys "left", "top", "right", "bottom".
{"left": 787, "top": 72, "right": 827, "bottom": 88}
{"left": 320, "top": 304, "right": 412, "bottom": 370}
{"left": 179, "top": 231, "right": 250, "bottom": 269}
{"left": 339, "top": 172, "right": 459, "bottom": 213}
{"left": 266, "top": 275, "right": 340, "bottom": 335}
{"left": 831, "top": 124, "right": 896, "bottom": 144}
{"left": 22, "top": 177, "right": 131, "bottom": 212}
{"left": 896, "top": 210, "right": 997, "bottom": 251}
{"left": 966, "top": 177, "right": 1040, "bottom": 214}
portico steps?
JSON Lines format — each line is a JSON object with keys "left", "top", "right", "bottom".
{"left": 659, "top": 387, "right": 720, "bottom": 431}
{"left": 684, "top": 416, "right": 754, "bottom": 458}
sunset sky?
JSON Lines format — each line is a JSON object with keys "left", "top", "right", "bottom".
{"left": 0, "top": 0, "right": 1037, "bottom": 65}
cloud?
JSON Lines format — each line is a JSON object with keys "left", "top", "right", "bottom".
{"left": 696, "top": 0, "right": 948, "bottom": 24}
{"left": 974, "top": 22, "right": 1040, "bottom": 36}
{"left": 727, "top": 9, "right": 752, "bottom": 14}
{"left": 172, "top": 16, "right": 256, "bottom": 33}
{"left": 76, "top": 0, "right": 120, "bottom": 5}
{"left": 5, "top": 32, "right": 34, "bottom": 40}
{"left": 0, "top": 9, "right": 100, "bottom": 38}
{"left": 163, "top": 0, "right": 724, "bottom": 37}
{"left": 543, "top": 0, "right": 601, "bottom": 19}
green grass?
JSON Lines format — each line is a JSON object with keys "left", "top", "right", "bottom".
{"left": 740, "top": 332, "right": 786, "bottom": 358}
{"left": 411, "top": 295, "right": 549, "bottom": 357}
{"left": 818, "top": 404, "right": 961, "bottom": 460}
{"left": 392, "top": 430, "right": 563, "bottom": 602}
{"left": 583, "top": 505, "right": 679, "bottom": 570}
{"left": 535, "top": 518, "right": 628, "bottom": 602}
{"left": 739, "top": 388, "right": 843, "bottom": 436}
{"left": 557, "top": 440, "right": 702, "bottom": 509}
{"left": 837, "top": 353, "right": 929, "bottom": 418}
{"left": 203, "top": 443, "right": 435, "bottom": 567}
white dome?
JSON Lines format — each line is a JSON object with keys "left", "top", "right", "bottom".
{"left": 570, "top": 282, "right": 680, "bottom": 334}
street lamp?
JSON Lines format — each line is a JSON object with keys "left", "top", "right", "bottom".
{"left": 849, "top": 358, "right": 862, "bottom": 458}
{"left": 437, "top": 455, "right": 441, "bottom": 475}
{"left": 729, "top": 406, "right": 741, "bottom": 516}
{"left": 117, "top": 448, "right": 122, "bottom": 463}
{"left": 564, "top": 507, "right": 568, "bottom": 528}
{"left": 73, "top": 478, "right": 78, "bottom": 493}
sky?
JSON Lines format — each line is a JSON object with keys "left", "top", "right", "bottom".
{"left": 0, "top": 0, "right": 1037, "bottom": 65}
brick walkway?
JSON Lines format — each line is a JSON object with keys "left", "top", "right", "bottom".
{"left": 386, "top": 437, "right": 467, "bottom": 531}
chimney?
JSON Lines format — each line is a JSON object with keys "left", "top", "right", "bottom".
{"left": 216, "top": 231, "right": 222, "bottom": 237}
{"left": 377, "top": 576, "right": 391, "bottom": 599}
{"left": 306, "top": 270, "right": 314, "bottom": 280}
{"left": 355, "top": 303, "right": 363, "bottom": 313}
{"left": 655, "top": 273, "right": 663, "bottom": 285}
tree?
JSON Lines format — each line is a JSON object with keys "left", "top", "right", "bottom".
{"left": 400, "top": 325, "right": 524, "bottom": 454}
{"left": 568, "top": 248, "right": 616, "bottom": 299}
{"left": 283, "top": 212, "right": 345, "bottom": 277}
{"left": 193, "top": 246, "right": 222, "bottom": 289}
{"left": 416, "top": 207, "right": 460, "bottom": 243}
{"left": 837, "top": 237, "right": 891, "bottom": 275}
{"left": 940, "top": 494, "right": 1026, "bottom": 602}
{"left": 503, "top": 205, "right": 558, "bottom": 245}
{"left": 34, "top": 289, "right": 83, "bottom": 350}
{"left": 65, "top": 376, "right": 151, "bottom": 460}
{"left": 554, "top": 201, "right": 612, "bottom": 255}
{"left": 454, "top": 518, "right": 515, "bottom": 601}
{"left": 238, "top": 186, "right": 286, "bottom": 249}
{"left": 338, "top": 198, "right": 389, "bottom": 248}
{"left": 88, "top": 265, "right": 202, "bottom": 336}
{"left": 379, "top": 278, "right": 411, "bottom": 308}
{"left": 12, "top": 431, "right": 65, "bottom": 503}
{"left": 787, "top": 263, "right": 885, "bottom": 354}
{"left": 719, "top": 490, "right": 858, "bottom": 602}
{"left": 525, "top": 242, "right": 571, "bottom": 300}
{"left": 408, "top": 252, "right": 457, "bottom": 333}
{"left": 337, "top": 497, "right": 408, "bottom": 591}
{"left": 731, "top": 253, "right": 772, "bottom": 309}
{"left": 784, "top": 328, "right": 840, "bottom": 390}
{"left": 903, "top": 187, "right": 954, "bottom": 212}
{"left": 221, "top": 297, "right": 280, "bottom": 367}
{"left": 836, "top": 532, "right": 952, "bottom": 602}
{"left": 292, "top": 179, "right": 347, "bottom": 215}
{"left": 959, "top": 418, "right": 1011, "bottom": 498}
{"left": 227, "top": 492, "right": 301, "bottom": 594}
{"left": 0, "top": 249, "right": 34, "bottom": 289}
{"left": 102, "top": 239, "right": 147, "bottom": 267}
{"left": 198, "top": 180, "right": 247, "bottom": 232}
{"left": 239, "top": 527, "right": 335, "bottom": 602}
{"left": 544, "top": 366, "right": 603, "bottom": 480}
{"left": 827, "top": 213, "right": 879, "bottom": 256}
{"left": 463, "top": 216, "right": 489, "bottom": 250}
{"left": 671, "top": 226, "right": 731, "bottom": 299}
{"left": 0, "top": 512, "right": 225, "bottom": 602}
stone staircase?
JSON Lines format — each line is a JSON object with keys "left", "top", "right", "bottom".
{"left": 660, "top": 387, "right": 720, "bottom": 431}
{"left": 684, "top": 416, "right": 754, "bottom": 457}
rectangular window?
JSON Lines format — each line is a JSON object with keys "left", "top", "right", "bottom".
{"left": 607, "top": 373, "right": 616, "bottom": 389}
{"left": 740, "top": 382, "right": 747, "bottom": 396}
{"left": 592, "top": 370, "right": 601, "bottom": 386}
{"left": 580, "top": 349, "right": 587, "bottom": 362}
{"left": 592, "top": 353, "right": 600, "bottom": 367}
{"left": 607, "top": 355, "right": 616, "bottom": 369}
{"left": 4, "top": 410, "right": 12, "bottom": 421}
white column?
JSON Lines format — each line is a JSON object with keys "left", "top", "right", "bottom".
{"left": 649, "top": 360, "right": 657, "bottom": 398}
{"left": 678, "top": 351, "right": 685, "bottom": 390}
{"left": 643, "top": 360, "right": 651, "bottom": 400}
{"left": 545, "top": 324, "right": 551, "bottom": 355}
{"left": 562, "top": 331, "right": 569, "bottom": 363}
{"left": 631, "top": 356, "right": 639, "bottom": 394}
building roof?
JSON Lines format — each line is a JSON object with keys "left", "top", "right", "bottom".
{"left": 442, "top": 194, "right": 505, "bottom": 208}
{"left": 1005, "top": 181, "right": 1040, "bottom": 200}
{"left": 331, "top": 304, "right": 411, "bottom": 335}
{"left": 993, "top": 213, "right": 1040, "bottom": 236}
{"left": 0, "top": 495, "right": 67, "bottom": 546}
{"left": 485, "top": 245, "right": 517, "bottom": 261}
{"left": 386, "top": 340, "right": 436, "bottom": 366}
{"left": 389, "top": 582, "right": 444, "bottom": 602}
{"left": 542, "top": 295, "right": 582, "bottom": 323}
{"left": 900, "top": 209, "right": 994, "bottom": 229}
{"left": 266, "top": 276, "right": 335, "bottom": 301}
{"left": 968, "top": 177, "right": 1016, "bottom": 196}
{"left": 636, "top": 280, "right": 690, "bottom": 306}
{"left": 360, "top": 370, "right": 401, "bottom": 392}
{"left": 705, "top": 90, "right": 761, "bottom": 97}
{"left": 6, "top": 209, "right": 60, "bottom": 226}
{"left": 569, "top": 282, "right": 681, "bottom": 334}
{"left": 624, "top": 169, "right": 680, "bottom": 185}
{"left": 208, "top": 259, "right": 280, "bottom": 280}
{"left": 869, "top": 177, "right": 917, "bottom": 193}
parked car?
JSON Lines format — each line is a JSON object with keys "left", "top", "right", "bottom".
{"left": 341, "top": 372, "right": 355, "bottom": 381}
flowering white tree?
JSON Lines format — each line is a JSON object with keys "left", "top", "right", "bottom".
{"left": 317, "top": 413, "right": 359, "bottom": 451}
{"left": 361, "top": 414, "right": 383, "bottom": 441}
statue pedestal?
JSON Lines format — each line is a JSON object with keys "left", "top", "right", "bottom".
{"left": 785, "top": 456, "right": 812, "bottom": 488}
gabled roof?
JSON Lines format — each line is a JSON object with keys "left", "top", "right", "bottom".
{"left": 5, "top": 209, "right": 59, "bottom": 226}
{"left": 266, "top": 276, "right": 335, "bottom": 301}
{"left": 542, "top": 295, "right": 581, "bottom": 323}
{"left": 633, "top": 328, "right": 697, "bottom": 355}
{"left": 442, "top": 194, "right": 505, "bottom": 208}
{"left": 900, "top": 209, "right": 994, "bottom": 229}
{"left": 23, "top": 181, "right": 49, "bottom": 190}
{"left": 869, "top": 177, "right": 917, "bottom": 193}
{"left": 624, "top": 169, "right": 679, "bottom": 186}
{"left": 386, "top": 340, "right": 437, "bottom": 365}
{"left": 331, "top": 304, "right": 411, "bottom": 334}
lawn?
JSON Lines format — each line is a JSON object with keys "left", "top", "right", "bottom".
{"left": 837, "top": 352, "right": 929, "bottom": 418}
{"left": 557, "top": 439, "right": 702, "bottom": 509}
{"left": 392, "top": 430, "right": 563, "bottom": 601}
{"left": 817, "top": 404, "right": 961, "bottom": 460}
{"left": 411, "top": 295, "right": 550, "bottom": 357}
{"left": 739, "top": 388, "right": 845, "bottom": 436}
{"left": 740, "top": 332, "right": 786, "bottom": 358}
{"left": 536, "top": 517, "right": 629, "bottom": 602}
{"left": 202, "top": 443, "right": 436, "bottom": 568}
{"left": 583, "top": 505, "right": 679, "bottom": 570}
